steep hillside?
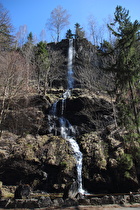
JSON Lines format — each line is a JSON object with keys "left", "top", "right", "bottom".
{"left": 0, "top": 38, "right": 140, "bottom": 195}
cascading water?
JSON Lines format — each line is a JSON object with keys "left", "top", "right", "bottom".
{"left": 48, "top": 101, "right": 58, "bottom": 135}
{"left": 67, "top": 39, "right": 74, "bottom": 90}
{"left": 59, "top": 117, "right": 83, "bottom": 193}
{"left": 49, "top": 39, "right": 84, "bottom": 194}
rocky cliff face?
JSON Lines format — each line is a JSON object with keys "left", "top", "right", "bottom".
{"left": 0, "top": 89, "right": 139, "bottom": 194}
{"left": 0, "top": 131, "right": 76, "bottom": 192}
{"left": 0, "top": 39, "right": 140, "bottom": 195}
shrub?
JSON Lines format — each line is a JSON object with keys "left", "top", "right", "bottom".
{"left": 118, "top": 153, "right": 133, "bottom": 171}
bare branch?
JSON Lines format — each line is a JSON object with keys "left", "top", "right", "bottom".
{"left": 46, "top": 5, "right": 70, "bottom": 42}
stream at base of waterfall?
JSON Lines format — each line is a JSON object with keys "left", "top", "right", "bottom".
{"left": 48, "top": 39, "right": 85, "bottom": 194}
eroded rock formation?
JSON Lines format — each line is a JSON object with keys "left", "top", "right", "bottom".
{"left": 0, "top": 89, "right": 139, "bottom": 194}
{"left": 0, "top": 38, "right": 140, "bottom": 196}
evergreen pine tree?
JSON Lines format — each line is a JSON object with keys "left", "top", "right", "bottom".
{"left": 0, "top": 3, "right": 14, "bottom": 50}
{"left": 106, "top": 6, "right": 140, "bottom": 140}
{"left": 27, "top": 32, "right": 33, "bottom": 44}
{"left": 75, "top": 23, "right": 85, "bottom": 39}
{"left": 35, "top": 41, "right": 49, "bottom": 94}
{"left": 66, "top": 29, "right": 73, "bottom": 39}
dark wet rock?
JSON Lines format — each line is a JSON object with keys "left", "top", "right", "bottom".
{"left": 18, "top": 199, "right": 40, "bottom": 209}
{"left": 75, "top": 192, "right": 84, "bottom": 199}
{"left": 14, "top": 184, "right": 31, "bottom": 199}
{"left": 102, "top": 195, "right": 113, "bottom": 204}
{"left": 108, "top": 195, "right": 115, "bottom": 204}
{"left": 115, "top": 195, "right": 126, "bottom": 205}
{"left": 0, "top": 199, "right": 10, "bottom": 208}
{"left": 1, "top": 194, "right": 140, "bottom": 208}
{"left": 90, "top": 197, "right": 102, "bottom": 205}
{"left": 4, "top": 199, "right": 40, "bottom": 209}
{"left": 78, "top": 198, "right": 91, "bottom": 205}
{"left": 63, "top": 198, "right": 78, "bottom": 207}
{"left": 131, "top": 194, "right": 140, "bottom": 203}
{"left": 63, "top": 180, "right": 78, "bottom": 199}
{"left": 53, "top": 197, "right": 64, "bottom": 207}
{"left": 38, "top": 196, "right": 52, "bottom": 207}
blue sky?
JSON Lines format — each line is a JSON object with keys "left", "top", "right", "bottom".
{"left": 1, "top": 0, "right": 140, "bottom": 42}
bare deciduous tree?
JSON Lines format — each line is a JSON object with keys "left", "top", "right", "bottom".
{"left": 87, "top": 15, "right": 98, "bottom": 45}
{"left": 35, "top": 53, "right": 50, "bottom": 94}
{"left": 16, "top": 24, "right": 28, "bottom": 48}
{"left": 46, "top": 5, "right": 70, "bottom": 42}
{"left": 103, "top": 15, "right": 116, "bottom": 46}
{"left": 19, "top": 32, "right": 36, "bottom": 92}
{"left": 0, "top": 51, "right": 27, "bottom": 135}
{"left": 40, "top": 29, "right": 46, "bottom": 42}
{"left": 74, "top": 40, "right": 115, "bottom": 93}
{"left": 48, "top": 49, "right": 66, "bottom": 89}
{"left": 87, "top": 15, "right": 107, "bottom": 46}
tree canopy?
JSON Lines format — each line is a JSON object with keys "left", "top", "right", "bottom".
{"left": 46, "top": 5, "right": 70, "bottom": 42}
{"left": 105, "top": 5, "right": 140, "bottom": 138}
{"left": 0, "top": 3, "right": 14, "bottom": 51}
{"left": 75, "top": 23, "right": 85, "bottom": 39}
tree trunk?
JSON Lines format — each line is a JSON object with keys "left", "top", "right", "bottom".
{"left": 129, "top": 81, "right": 140, "bottom": 135}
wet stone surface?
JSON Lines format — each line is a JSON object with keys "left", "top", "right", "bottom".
{"left": 1, "top": 193, "right": 140, "bottom": 209}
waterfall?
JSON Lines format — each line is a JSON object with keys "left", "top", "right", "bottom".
{"left": 48, "top": 101, "right": 58, "bottom": 135}
{"left": 49, "top": 39, "right": 84, "bottom": 194}
{"left": 59, "top": 117, "right": 83, "bottom": 193}
{"left": 67, "top": 39, "right": 74, "bottom": 90}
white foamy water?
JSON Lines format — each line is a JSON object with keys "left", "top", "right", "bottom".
{"left": 48, "top": 101, "right": 58, "bottom": 135}
{"left": 59, "top": 116, "right": 84, "bottom": 194}
{"left": 48, "top": 39, "right": 85, "bottom": 193}
{"left": 67, "top": 39, "right": 74, "bottom": 89}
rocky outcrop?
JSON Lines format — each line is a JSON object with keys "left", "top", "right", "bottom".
{"left": 78, "top": 131, "right": 139, "bottom": 193}
{"left": 1, "top": 193, "right": 140, "bottom": 209}
{"left": 0, "top": 38, "right": 140, "bottom": 197}
{"left": 0, "top": 131, "right": 75, "bottom": 192}
{"left": 48, "top": 89, "right": 114, "bottom": 135}
{"left": 0, "top": 89, "right": 140, "bottom": 194}
{"left": 1, "top": 95, "right": 50, "bottom": 135}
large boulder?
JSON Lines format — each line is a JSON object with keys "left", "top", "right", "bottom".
{"left": 78, "top": 130, "right": 139, "bottom": 193}
{"left": 0, "top": 132, "right": 76, "bottom": 192}
{"left": 63, "top": 180, "right": 78, "bottom": 199}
